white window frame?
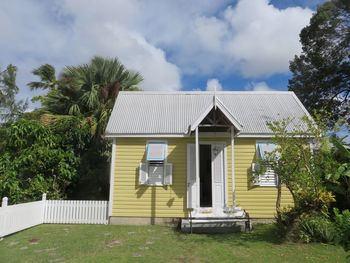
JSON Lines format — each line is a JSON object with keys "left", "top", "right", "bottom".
{"left": 140, "top": 140, "right": 171, "bottom": 186}
{"left": 253, "top": 141, "right": 277, "bottom": 187}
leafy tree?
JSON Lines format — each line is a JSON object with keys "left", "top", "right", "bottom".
{"left": 0, "top": 118, "right": 90, "bottom": 203}
{"left": 0, "top": 65, "right": 27, "bottom": 123}
{"left": 255, "top": 116, "right": 343, "bottom": 242}
{"left": 289, "top": 0, "right": 350, "bottom": 126}
{"left": 256, "top": 117, "right": 338, "bottom": 218}
{"left": 27, "top": 57, "right": 143, "bottom": 200}
{"left": 327, "top": 136, "right": 350, "bottom": 210}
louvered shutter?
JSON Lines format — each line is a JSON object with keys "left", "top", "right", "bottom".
{"left": 164, "top": 163, "right": 173, "bottom": 185}
{"left": 139, "top": 163, "right": 148, "bottom": 185}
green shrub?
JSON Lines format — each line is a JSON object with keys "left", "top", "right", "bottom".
{"left": 298, "top": 215, "right": 337, "bottom": 243}
{"left": 333, "top": 208, "right": 350, "bottom": 251}
{"left": 275, "top": 207, "right": 300, "bottom": 240}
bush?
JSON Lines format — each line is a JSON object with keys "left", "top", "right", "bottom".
{"left": 275, "top": 207, "right": 300, "bottom": 241}
{"left": 298, "top": 215, "right": 337, "bottom": 243}
{"left": 333, "top": 208, "right": 350, "bottom": 251}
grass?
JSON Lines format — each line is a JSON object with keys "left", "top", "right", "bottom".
{"left": 0, "top": 224, "right": 347, "bottom": 262}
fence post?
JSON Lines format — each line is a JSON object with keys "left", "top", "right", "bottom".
{"left": 41, "top": 193, "right": 47, "bottom": 223}
{"left": 1, "top": 197, "right": 8, "bottom": 208}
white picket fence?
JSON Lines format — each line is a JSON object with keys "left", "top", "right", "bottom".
{"left": 44, "top": 200, "right": 108, "bottom": 224}
{"left": 0, "top": 194, "right": 108, "bottom": 237}
{"left": 0, "top": 198, "right": 45, "bottom": 238}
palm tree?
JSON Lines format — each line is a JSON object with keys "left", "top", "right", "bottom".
{"left": 29, "top": 57, "right": 143, "bottom": 138}
{"left": 28, "top": 64, "right": 59, "bottom": 90}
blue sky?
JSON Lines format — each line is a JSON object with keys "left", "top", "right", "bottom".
{"left": 0, "top": 0, "right": 326, "bottom": 109}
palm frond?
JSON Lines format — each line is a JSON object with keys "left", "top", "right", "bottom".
{"left": 28, "top": 64, "right": 57, "bottom": 90}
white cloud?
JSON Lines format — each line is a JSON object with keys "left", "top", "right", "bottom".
{"left": 0, "top": 0, "right": 182, "bottom": 105}
{"left": 223, "top": 1, "right": 313, "bottom": 77}
{"left": 0, "top": 0, "right": 313, "bottom": 104}
{"left": 245, "top": 81, "right": 275, "bottom": 91}
{"left": 175, "top": 0, "right": 312, "bottom": 77}
{"left": 206, "top": 78, "right": 223, "bottom": 91}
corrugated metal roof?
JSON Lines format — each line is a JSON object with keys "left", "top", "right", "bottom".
{"left": 105, "top": 91, "right": 310, "bottom": 136}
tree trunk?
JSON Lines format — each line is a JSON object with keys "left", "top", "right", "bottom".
{"left": 276, "top": 179, "right": 282, "bottom": 221}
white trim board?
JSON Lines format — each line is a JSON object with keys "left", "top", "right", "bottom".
{"left": 105, "top": 133, "right": 276, "bottom": 138}
{"left": 108, "top": 138, "right": 116, "bottom": 218}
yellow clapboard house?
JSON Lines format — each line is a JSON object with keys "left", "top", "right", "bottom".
{"left": 105, "top": 91, "right": 310, "bottom": 225}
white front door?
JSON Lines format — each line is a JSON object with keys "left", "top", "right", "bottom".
{"left": 211, "top": 144, "right": 225, "bottom": 214}
{"left": 187, "top": 143, "right": 226, "bottom": 216}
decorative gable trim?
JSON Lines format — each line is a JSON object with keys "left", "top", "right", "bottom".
{"left": 189, "top": 96, "right": 243, "bottom": 132}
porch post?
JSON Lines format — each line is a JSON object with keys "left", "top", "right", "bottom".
{"left": 231, "top": 126, "right": 236, "bottom": 207}
{"left": 195, "top": 127, "right": 200, "bottom": 208}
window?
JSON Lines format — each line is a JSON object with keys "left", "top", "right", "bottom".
{"left": 252, "top": 142, "right": 277, "bottom": 186}
{"left": 139, "top": 142, "right": 172, "bottom": 186}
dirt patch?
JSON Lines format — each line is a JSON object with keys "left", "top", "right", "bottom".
{"left": 8, "top": 241, "right": 19, "bottom": 247}
{"left": 106, "top": 240, "right": 122, "bottom": 248}
{"left": 20, "top": 246, "right": 28, "bottom": 250}
{"left": 139, "top": 246, "right": 149, "bottom": 250}
{"left": 34, "top": 248, "right": 57, "bottom": 253}
{"left": 49, "top": 258, "right": 65, "bottom": 263}
{"left": 28, "top": 238, "right": 40, "bottom": 245}
{"left": 132, "top": 253, "right": 143, "bottom": 257}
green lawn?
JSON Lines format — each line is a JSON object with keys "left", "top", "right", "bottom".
{"left": 0, "top": 224, "right": 347, "bottom": 262}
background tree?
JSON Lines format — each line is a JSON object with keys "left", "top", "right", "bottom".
{"left": 289, "top": 0, "right": 350, "bottom": 126}
{"left": 28, "top": 56, "right": 143, "bottom": 199}
{"left": 327, "top": 135, "right": 350, "bottom": 210}
{"left": 0, "top": 65, "right": 27, "bottom": 123}
{"left": 32, "top": 56, "right": 143, "bottom": 138}
{"left": 28, "top": 64, "right": 59, "bottom": 91}
{"left": 0, "top": 118, "right": 90, "bottom": 203}
{"left": 259, "top": 116, "right": 337, "bottom": 218}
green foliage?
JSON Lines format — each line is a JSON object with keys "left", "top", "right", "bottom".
{"left": 31, "top": 56, "right": 143, "bottom": 139}
{"left": 326, "top": 136, "right": 350, "bottom": 209}
{"left": 289, "top": 0, "right": 350, "bottom": 126}
{"left": 26, "top": 57, "right": 143, "bottom": 200}
{"left": 70, "top": 141, "right": 110, "bottom": 200}
{"left": 333, "top": 208, "right": 350, "bottom": 251}
{"left": 28, "top": 64, "right": 58, "bottom": 90}
{"left": 0, "top": 118, "right": 90, "bottom": 203}
{"left": 299, "top": 215, "right": 337, "bottom": 243}
{"left": 0, "top": 65, "right": 27, "bottom": 122}
{"left": 50, "top": 116, "right": 91, "bottom": 155}
{"left": 266, "top": 116, "right": 337, "bottom": 215}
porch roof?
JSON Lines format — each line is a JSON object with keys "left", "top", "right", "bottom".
{"left": 105, "top": 91, "right": 311, "bottom": 137}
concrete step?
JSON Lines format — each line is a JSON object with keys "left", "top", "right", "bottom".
{"left": 181, "top": 218, "right": 251, "bottom": 233}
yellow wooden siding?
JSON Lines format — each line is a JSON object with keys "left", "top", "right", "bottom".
{"left": 112, "top": 137, "right": 293, "bottom": 218}
{"left": 234, "top": 138, "right": 293, "bottom": 218}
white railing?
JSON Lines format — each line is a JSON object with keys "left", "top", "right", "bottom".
{"left": 0, "top": 194, "right": 108, "bottom": 237}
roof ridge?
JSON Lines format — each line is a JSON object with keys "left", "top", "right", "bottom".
{"left": 119, "top": 90, "right": 294, "bottom": 95}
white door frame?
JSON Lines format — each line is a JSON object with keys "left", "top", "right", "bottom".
{"left": 187, "top": 141, "right": 228, "bottom": 216}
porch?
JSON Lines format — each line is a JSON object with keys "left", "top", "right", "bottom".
{"left": 184, "top": 95, "right": 248, "bottom": 229}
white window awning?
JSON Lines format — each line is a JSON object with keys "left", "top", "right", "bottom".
{"left": 146, "top": 142, "right": 166, "bottom": 161}
{"left": 257, "top": 142, "right": 277, "bottom": 160}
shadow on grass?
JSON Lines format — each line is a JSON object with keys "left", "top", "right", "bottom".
{"left": 172, "top": 224, "right": 283, "bottom": 247}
